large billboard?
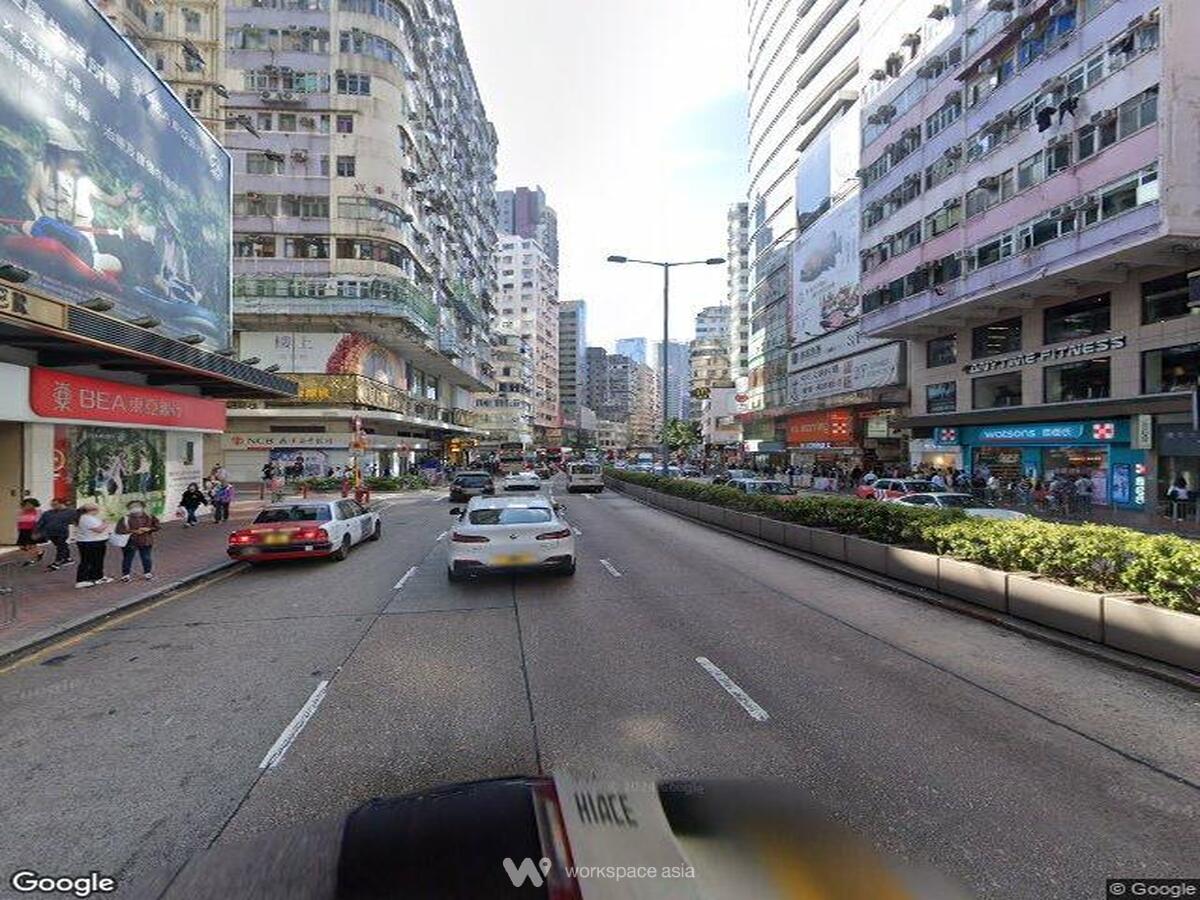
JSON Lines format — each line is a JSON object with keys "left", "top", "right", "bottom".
{"left": 0, "top": 0, "right": 231, "bottom": 346}
{"left": 790, "top": 196, "right": 860, "bottom": 345}
{"left": 786, "top": 343, "right": 904, "bottom": 406}
{"left": 238, "top": 332, "right": 407, "bottom": 385}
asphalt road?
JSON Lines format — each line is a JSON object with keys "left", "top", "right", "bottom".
{"left": 0, "top": 480, "right": 1197, "bottom": 899}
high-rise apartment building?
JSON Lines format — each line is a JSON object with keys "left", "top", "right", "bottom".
{"left": 746, "top": 0, "right": 861, "bottom": 425}
{"left": 857, "top": 0, "right": 1196, "bottom": 516}
{"left": 558, "top": 300, "right": 587, "bottom": 424}
{"left": 726, "top": 201, "right": 751, "bottom": 379}
{"left": 585, "top": 346, "right": 610, "bottom": 414}
{"left": 694, "top": 306, "right": 730, "bottom": 344}
{"left": 497, "top": 186, "right": 559, "bottom": 266}
{"left": 493, "top": 231, "right": 560, "bottom": 445}
{"left": 223, "top": 0, "right": 499, "bottom": 477}
{"left": 474, "top": 332, "right": 533, "bottom": 446}
{"left": 615, "top": 338, "right": 689, "bottom": 419}
{"left": 96, "top": 0, "right": 226, "bottom": 137}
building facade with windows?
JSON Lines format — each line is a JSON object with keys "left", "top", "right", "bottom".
{"left": 857, "top": 0, "right": 1198, "bottom": 512}
{"left": 558, "top": 299, "right": 587, "bottom": 428}
{"left": 497, "top": 186, "right": 559, "bottom": 267}
{"left": 97, "top": 0, "right": 227, "bottom": 137}
{"left": 220, "top": 0, "right": 499, "bottom": 477}
{"left": 492, "top": 231, "right": 560, "bottom": 445}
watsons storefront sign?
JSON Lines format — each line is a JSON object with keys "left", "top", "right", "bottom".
{"left": 964, "top": 335, "right": 1126, "bottom": 376}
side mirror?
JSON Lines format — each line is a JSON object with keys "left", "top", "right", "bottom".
{"left": 449, "top": 507, "right": 462, "bottom": 515}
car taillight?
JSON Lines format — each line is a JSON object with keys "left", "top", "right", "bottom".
{"left": 295, "top": 527, "right": 328, "bottom": 541}
{"left": 451, "top": 532, "right": 490, "bottom": 543}
{"left": 229, "top": 532, "right": 255, "bottom": 544}
{"left": 535, "top": 528, "right": 571, "bottom": 540}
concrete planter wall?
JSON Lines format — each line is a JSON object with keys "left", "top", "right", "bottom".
{"left": 844, "top": 536, "right": 888, "bottom": 575}
{"left": 937, "top": 557, "right": 1008, "bottom": 613}
{"left": 887, "top": 547, "right": 940, "bottom": 591}
{"left": 760, "top": 518, "right": 786, "bottom": 546}
{"left": 783, "top": 523, "right": 813, "bottom": 552}
{"left": 1103, "top": 596, "right": 1200, "bottom": 671}
{"left": 724, "top": 510, "right": 762, "bottom": 538}
{"left": 1007, "top": 574, "right": 1103, "bottom": 642}
{"left": 810, "top": 529, "right": 846, "bottom": 562}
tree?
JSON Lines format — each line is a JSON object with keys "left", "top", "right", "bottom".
{"left": 659, "top": 418, "right": 701, "bottom": 456}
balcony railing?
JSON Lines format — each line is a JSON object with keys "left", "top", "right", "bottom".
{"left": 281, "top": 373, "right": 475, "bottom": 427}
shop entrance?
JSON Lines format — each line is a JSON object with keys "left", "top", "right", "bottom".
{"left": 0, "top": 423, "right": 23, "bottom": 544}
{"left": 1043, "top": 446, "right": 1109, "bottom": 505}
{"left": 972, "top": 446, "right": 1023, "bottom": 482}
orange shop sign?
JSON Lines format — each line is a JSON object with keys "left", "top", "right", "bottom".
{"left": 786, "top": 410, "right": 855, "bottom": 446}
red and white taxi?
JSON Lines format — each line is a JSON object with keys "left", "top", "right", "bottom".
{"left": 854, "top": 478, "right": 943, "bottom": 501}
{"left": 227, "top": 499, "right": 381, "bottom": 563}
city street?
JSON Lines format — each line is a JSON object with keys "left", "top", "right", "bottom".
{"left": 1, "top": 480, "right": 1197, "bottom": 899}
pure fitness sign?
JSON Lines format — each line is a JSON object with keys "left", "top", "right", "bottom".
{"left": 964, "top": 335, "right": 1126, "bottom": 375}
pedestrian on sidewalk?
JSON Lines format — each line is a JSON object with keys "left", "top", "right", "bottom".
{"left": 180, "top": 482, "right": 207, "bottom": 526}
{"left": 37, "top": 498, "right": 78, "bottom": 570}
{"left": 211, "top": 480, "right": 234, "bottom": 523}
{"left": 16, "top": 498, "right": 44, "bottom": 566}
{"left": 75, "top": 502, "right": 112, "bottom": 588}
{"left": 115, "top": 500, "right": 159, "bottom": 581}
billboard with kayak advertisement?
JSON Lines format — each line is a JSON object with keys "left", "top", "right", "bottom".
{"left": 0, "top": 0, "right": 231, "bottom": 347}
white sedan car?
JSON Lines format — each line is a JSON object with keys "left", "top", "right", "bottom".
{"left": 227, "top": 499, "right": 381, "bottom": 562}
{"left": 447, "top": 496, "right": 575, "bottom": 580}
{"left": 502, "top": 470, "right": 542, "bottom": 492}
{"left": 889, "top": 493, "right": 1028, "bottom": 520}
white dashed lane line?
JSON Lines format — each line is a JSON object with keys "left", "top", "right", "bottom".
{"left": 393, "top": 566, "right": 418, "bottom": 590}
{"left": 695, "top": 657, "right": 770, "bottom": 722}
{"left": 259, "top": 680, "right": 329, "bottom": 770}
{"left": 599, "top": 559, "right": 623, "bottom": 578}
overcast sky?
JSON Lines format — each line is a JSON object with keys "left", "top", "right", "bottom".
{"left": 455, "top": 0, "right": 747, "bottom": 351}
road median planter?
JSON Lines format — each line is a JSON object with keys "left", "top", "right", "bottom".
{"left": 937, "top": 557, "right": 1009, "bottom": 612}
{"left": 724, "top": 509, "right": 762, "bottom": 538}
{"left": 887, "top": 547, "right": 940, "bottom": 591}
{"left": 782, "top": 523, "right": 813, "bottom": 552}
{"left": 844, "top": 535, "right": 888, "bottom": 575}
{"left": 1103, "top": 595, "right": 1200, "bottom": 671}
{"left": 810, "top": 529, "right": 846, "bottom": 562}
{"left": 1007, "top": 574, "right": 1103, "bottom": 642}
{"left": 760, "top": 518, "right": 785, "bottom": 546}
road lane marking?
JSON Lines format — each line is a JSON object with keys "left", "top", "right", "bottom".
{"left": 695, "top": 657, "right": 770, "bottom": 722}
{"left": 259, "top": 680, "right": 328, "bottom": 770}
{"left": 599, "top": 559, "right": 622, "bottom": 578}
{"left": 584, "top": 493, "right": 595, "bottom": 500}
{"left": 393, "top": 566, "right": 418, "bottom": 590}
{"left": 435, "top": 531, "right": 447, "bottom": 542}
{"left": 571, "top": 526, "right": 582, "bottom": 536}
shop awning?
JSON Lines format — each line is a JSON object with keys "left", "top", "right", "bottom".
{"left": 898, "top": 393, "right": 1190, "bottom": 432}
{"left": 0, "top": 291, "right": 295, "bottom": 399}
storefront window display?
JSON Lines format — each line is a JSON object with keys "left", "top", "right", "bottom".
{"left": 1142, "top": 341, "right": 1200, "bottom": 394}
{"left": 972, "top": 446, "right": 1023, "bottom": 481}
{"left": 1043, "top": 446, "right": 1109, "bottom": 504}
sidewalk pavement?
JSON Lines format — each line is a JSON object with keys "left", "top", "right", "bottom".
{"left": 0, "top": 491, "right": 427, "bottom": 663}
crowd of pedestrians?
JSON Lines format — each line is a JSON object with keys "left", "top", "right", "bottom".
{"left": 9, "top": 463, "right": 238, "bottom": 590}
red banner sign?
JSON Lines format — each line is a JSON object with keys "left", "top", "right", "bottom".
{"left": 786, "top": 409, "right": 855, "bottom": 446}
{"left": 30, "top": 367, "right": 227, "bottom": 431}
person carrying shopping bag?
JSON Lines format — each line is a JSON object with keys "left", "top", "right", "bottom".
{"left": 115, "top": 500, "right": 159, "bottom": 581}
{"left": 179, "top": 482, "right": 207, "bottom": 526}
{"left": 75, "top": 502, "right": 112, "bottom": 588}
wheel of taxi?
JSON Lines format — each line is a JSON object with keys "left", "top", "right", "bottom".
{"left": 332, "top": 534, "right": 352, "bottom": 561}
{"left": 369, "top": 520, "right": 382, "bottom": 541}
{"left": 447, "top": 565, "right": 464, "bottom": 583}
{"left": 558, "top": 558, "right": 576, "bottom": 576}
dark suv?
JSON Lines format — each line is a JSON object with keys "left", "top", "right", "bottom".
{"left": 449, "top": 471, "right": 495, "bottom": 503}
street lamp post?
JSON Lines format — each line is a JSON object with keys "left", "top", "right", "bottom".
{"left": 607, "top": 254, "right": 725, "bottom": 476}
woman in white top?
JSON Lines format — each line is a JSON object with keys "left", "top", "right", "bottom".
{"left": 75, "top": 503, "right": 112, "bottom": 589}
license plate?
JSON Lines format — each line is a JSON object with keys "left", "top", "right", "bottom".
{"left": 264, "top": 533, "right": 290, "bottom": 545}
{"left": 492, "top": 553, "right": 535, "bottom": 566}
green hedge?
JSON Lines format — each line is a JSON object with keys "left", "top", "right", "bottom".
{"left": 297, "top": 474, "right": 430, "bottom": 492}
{"left": 608, "top": 469, "right": 1200, "bottom": 615}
